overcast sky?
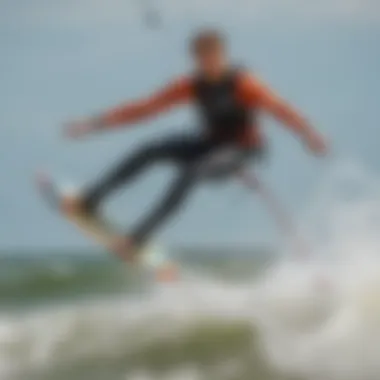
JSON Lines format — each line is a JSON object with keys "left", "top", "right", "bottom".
{"left": 1, "top": 0, "right": 379, "bottom": 249}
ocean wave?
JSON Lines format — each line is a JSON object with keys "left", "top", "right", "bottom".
{"left": 2, "top": 249, "right": 380, "bottom": 380}
{"left": 0, "top": 277, "right": 272, "bottom": 380}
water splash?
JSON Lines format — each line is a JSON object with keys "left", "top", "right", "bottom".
{"left": 253, "top": 159, "right": 380, "bottom": 380}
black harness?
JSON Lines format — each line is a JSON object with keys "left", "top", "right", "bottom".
{"left": 193, "top": 69, "right": 254, "bottom": 142}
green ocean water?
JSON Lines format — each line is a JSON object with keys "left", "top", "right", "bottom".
{"left": 0, "top": 248, "right": 287, "bottom": 380}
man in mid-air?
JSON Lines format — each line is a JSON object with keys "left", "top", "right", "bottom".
{"left": 64, "top": 29, "right": 327, "bottom": 259}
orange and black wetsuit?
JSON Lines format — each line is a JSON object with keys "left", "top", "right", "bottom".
{"left": 83, "top": 68, "right": 310, "bottom": 246}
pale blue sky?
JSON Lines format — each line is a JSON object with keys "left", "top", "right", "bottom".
{"left": 1, "top": 0, "right": 379, "bottom": 249}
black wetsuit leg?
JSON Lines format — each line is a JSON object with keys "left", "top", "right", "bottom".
{"left": 129, "top": 144, "right": 258, "bottom": 246}
{"left": 82, "top": 134, "right": 257, "bottom": 247}
{"left": 130, "top": 162, "right": 199, "bottom": 246}
{"left": 82, "top": 135, "right": 214, "bottom": 213}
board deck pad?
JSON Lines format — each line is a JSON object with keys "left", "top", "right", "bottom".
{"left": 35, "top": 173, "right": 179, "bottom": 282}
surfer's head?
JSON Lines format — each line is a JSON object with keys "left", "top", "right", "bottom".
{"left": 190, "top": 29, "right": 228, "bottom": 78}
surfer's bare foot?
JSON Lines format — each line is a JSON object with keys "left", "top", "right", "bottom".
{"left": 61, "top": 194, "right": 98, "bottom": 217}
{"left": 61, "top": 195, "right": 88, "bottom": 215}
{"left": 156, "top": 263, "right": 179, "bottom": 282}
{"left": 109, "top": 236, "right": 137, "bottom": 262}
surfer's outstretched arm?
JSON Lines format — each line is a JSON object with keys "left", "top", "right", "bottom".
{"left": 239, "top": 74, "right": 327, "bottom": 155}
{"left": 65, "top": 78, "right": 192, "bottom": 138}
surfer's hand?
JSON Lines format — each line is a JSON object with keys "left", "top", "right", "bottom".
{"left": 303, "top": 130, "right": 328, "bottom": 156}
{"left": 64, "top": 117, "right": 103, "bottom": 139}
{"left": 63, "top": 120, "right": 92, "bottom": 139}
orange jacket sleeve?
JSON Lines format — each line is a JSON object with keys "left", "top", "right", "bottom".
{"left": 237, "top": 73, "right": 313, "bottom": 137}
{"left": 100, "top": 77, "right": 193, "bottom": 128}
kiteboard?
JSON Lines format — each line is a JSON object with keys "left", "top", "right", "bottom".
{"left": 35, "top": 172, "right": 179, "bottom": 282}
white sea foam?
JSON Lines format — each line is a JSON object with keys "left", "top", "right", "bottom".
{"left": 253, "top": 160, "right": 380, "bottom": 380}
